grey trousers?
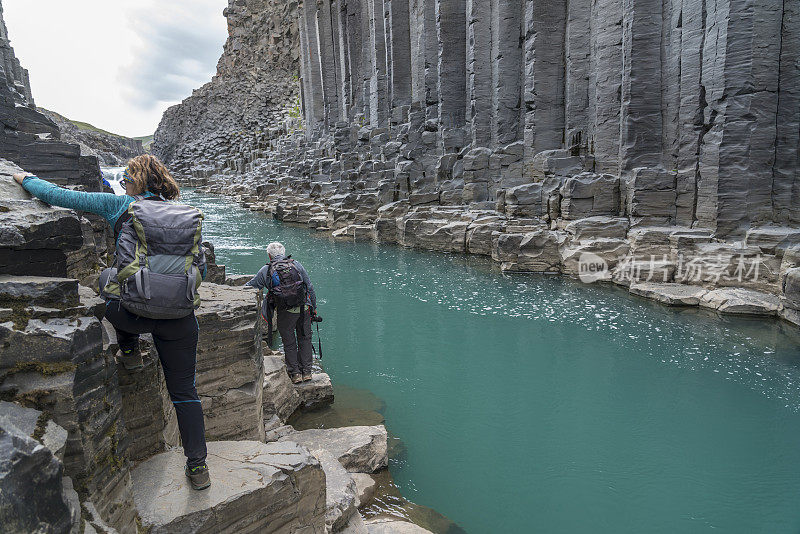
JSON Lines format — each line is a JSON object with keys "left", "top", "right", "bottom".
{"left": 276, "top": 309, "right": 313, "bottom": 375}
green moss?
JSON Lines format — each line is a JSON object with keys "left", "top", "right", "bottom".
{"left": 11, "top": 360, "right": 76, "bottom": 376}
{"left": 136, "top": 516, "right": 151, "bottom": 534}
{"left": 31, "top": 411, "right": 50, "bottom": 442}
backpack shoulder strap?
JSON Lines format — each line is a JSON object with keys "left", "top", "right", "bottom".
{"left": 113, "top": 195, "right": 166, "bottom": 238}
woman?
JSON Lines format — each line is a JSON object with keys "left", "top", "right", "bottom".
{"left": 14, "top": 154, "right": 211, "bottom": 490}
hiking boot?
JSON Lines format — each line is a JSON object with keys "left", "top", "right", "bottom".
{"left": 115, "top": 347, "right": 143, "bottom": 371}
{"left": 303, "top": 373, "right": 313, "bottom": 382}
{"left": 291, "top": 374, "right": 303, "bottom": 384}
{"left": 185, "top": 463, "right": 211, "bottom": 490}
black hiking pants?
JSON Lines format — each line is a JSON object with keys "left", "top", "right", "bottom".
{"left": 104, "top": 300, "right": 207, "bottom": 468}
{"left": 276, "top": 309, "right": 313, "bottom": 376}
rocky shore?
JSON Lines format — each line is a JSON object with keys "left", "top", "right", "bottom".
{"left": 1, "top": 153, "right": 433, "bottom": 533}
{"left": 0, "top": 2, "right": 439, "bottom": 531}
{"left": 153, "top": 0, "right": 800, "bottom": 331}
{"left": 192, "top": 176, "right": 800, "bottom": 329}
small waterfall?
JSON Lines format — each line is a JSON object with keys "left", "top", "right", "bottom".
{"left": 101, "top": 166, "right": 126, "bottom": 195}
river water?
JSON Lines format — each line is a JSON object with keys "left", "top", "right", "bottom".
{"left": 183, "top": 189, "right": 800, "bottom": 534}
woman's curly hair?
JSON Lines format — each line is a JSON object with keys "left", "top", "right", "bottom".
{"left": 125, "top": 154, "right": 180, "bottom": 200}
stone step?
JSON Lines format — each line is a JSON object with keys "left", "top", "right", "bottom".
{"left": 131, "top": 440, "right": 326, "bottom": 534}
{"left": 278, "top": 426, "right": 388, "bottom": 474}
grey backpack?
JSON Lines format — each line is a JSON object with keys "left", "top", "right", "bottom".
{"left": 103, "top": 197, "right": 206, "bottom": 319}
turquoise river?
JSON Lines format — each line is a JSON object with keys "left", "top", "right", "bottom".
{"left": 184, "top": 190, "right": 800, "bottom": 534}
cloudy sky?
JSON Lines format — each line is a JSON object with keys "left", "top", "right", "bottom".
{"left": 4, "top": 0, "right": 229, "bottom": 138}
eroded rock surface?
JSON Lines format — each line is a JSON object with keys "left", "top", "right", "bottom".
{"left": 131, "top": 440, "right": 326, "bottom": 534}
{"left": 279, "top": 425, "right": 389, "bottom": 473}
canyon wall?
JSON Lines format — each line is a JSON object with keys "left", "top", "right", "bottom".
{"left": 159, "top": 0, "right": 800, "bottom": 326}
{"left": 152, "top": 0, "right": 302, "bottom": 180}
{"left": 0, "top": 2, "right": 100, "bottom": 191}
{"left": 292, "top": 0, "right": 800, "bottom": 238}
{"left": 38, "top": 109, "right": 145, "bottom": 167}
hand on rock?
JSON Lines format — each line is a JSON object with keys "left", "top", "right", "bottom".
{"left": 12, "top": 172, "right": 32, "bottom": 185}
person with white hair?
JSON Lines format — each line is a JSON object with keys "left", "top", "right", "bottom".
{"left": 246, "top": 242, "right": 318, "bottom": 383}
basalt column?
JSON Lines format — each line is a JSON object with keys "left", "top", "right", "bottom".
{"left": 775, "top": 0, "right": 800, "bottom": 225}
{"left": 386, "top": 0, "right": 412, "bottom": 124}
{"left": 491, "top": 0, "right": 524, "bottom": 148}
{"left": 342, "top": 0, "right": 364, "bottom": 121}
{"left": 436, "top": 0, "right": 466, "bottom": 148}
{"left": 523, "top": 0, "right": 566, "bottom": 177}
{"left": 301, "top": 0, "right": 325, "bottom": 132}
{"left": 697, "top": 0, "right": 785, "bottom": 235}
{"left": 466, "top": 0, "right": 492, "bottom": 147}
{"left": 368, "top": 0, "right": 389, "bottom": 127}
{"left": 316, "top": 0, "right": 341, "bottom": 127}
{"left": 620, "top": 0, "right": 674, "bottom": 223}
{"left": 565, "top": 0, "right": 591, "bottom": 155}
{"left": 674, "top": 0, "right": 706, "bottom": 226}
{"left": 409, "top": 0, "right": 439, "bottom": 120}
{"left": 589, "top": 0, "right": 622, "bottom": 174}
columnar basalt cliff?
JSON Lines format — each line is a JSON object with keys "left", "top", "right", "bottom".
{"left": 0, "top": 6, "right": 100, "bottom": 192}
{"left": 152, "top": 0, "right": 302, "bottom": 181}
{"left": 156, "top": 0, "right": 800, "bottom": 328}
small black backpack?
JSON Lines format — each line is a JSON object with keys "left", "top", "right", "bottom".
{"left": 267, "top": 258, "right": 307, "bottom": 310}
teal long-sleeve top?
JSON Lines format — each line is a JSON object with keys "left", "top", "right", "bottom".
{"left": 22, "top": 176, "right": 208, "bottom": 280}
{"left": 21, "top": 175, "right": 156, "bottom": 227}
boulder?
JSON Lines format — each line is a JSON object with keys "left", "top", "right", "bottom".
{"left": 745, "top": 227, "right": 800, "bottom": 257}
{"left": 506, "top": 230, "right": 566, "bottom": 273}
{"left": 0, "top": 415, "right": 77, "bottom": 534}
{"left": 504, "top": 183, "right": 544, "bottom": 218}
{"left": 351, "top": 473, "right": 377, "bottom": 507}
{"left": 279, "top": 426, "right": 388, "bottom": 473}
{"left": 564, "top": 217, "right": 630, "bottom": 241}
{"left": 131, "top": 441, "right": 326, "bottom": 534}
{"left": 560, "top": 239, "right": 630, "bottom": 278}
{"left": 629, "top": 283, "right": 709, "bottom": 306}
{"left": 700, "top": 288, "right": 782, "bottom": 316}
{"left": 314, "top": 449, "right": 358, "bottom": 532}
{"left": 0, "top": 401, "right": 69, "bottom": 461}
{"left": 559, "top": 173, "right": 620, "bottom": 219}
{"left": 783, "top": 268, "right": 800, "bottom": 310}
{"left": 296, "top": 372, "right": 335, "bottom": 411}
{"left": 466, "top": 219, "right": 505, "bottom": 256}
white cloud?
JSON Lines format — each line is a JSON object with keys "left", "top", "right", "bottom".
{"left": 3, "top": 0, "right": 228, "bottom": 137}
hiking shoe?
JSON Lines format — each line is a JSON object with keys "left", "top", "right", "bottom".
{"left": 291, "top": 374, "right": 303, "bottom": 384}
{"left": 115, "top": 347, "right": 143, "bottom": 371}
{"left": 185, "top": 463, "right": 211, "bottom": 490}
{"left": 303, "top": 373, "right": 313, "bottom": 382}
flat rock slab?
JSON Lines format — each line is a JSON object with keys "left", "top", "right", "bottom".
{"left": 0, "top": 275, "right": 78, "bottom": 305}
{"left": 131, "top": 440, "right": 326, "bottom": 534}
{"left": 629, "top": 283, "right": 708, "bottom": 306}
{"left": 296, "top": 372, "right": 335, "bottom": 410}
{"left": 314, "top": 449, "right": 358, "bottom": 532}
{"left": 279, "top": 426, "right": 388, "bottom": 473}
{"left": 700, "top": 288, "right": 782, "bottom": 316}
{"left": 365, "top": 519, "right": 434, "bottom": 534}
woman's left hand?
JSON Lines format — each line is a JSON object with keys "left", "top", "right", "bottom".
{"left": 12, "top": 172, "right": 32, "bottom": 185}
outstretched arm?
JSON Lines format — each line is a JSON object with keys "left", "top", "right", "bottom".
{"left": 246, "top": 265, "right": 270, "bottom": 290}
{"left": 19, "top": 175, "right": 127, "bottom": 225}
